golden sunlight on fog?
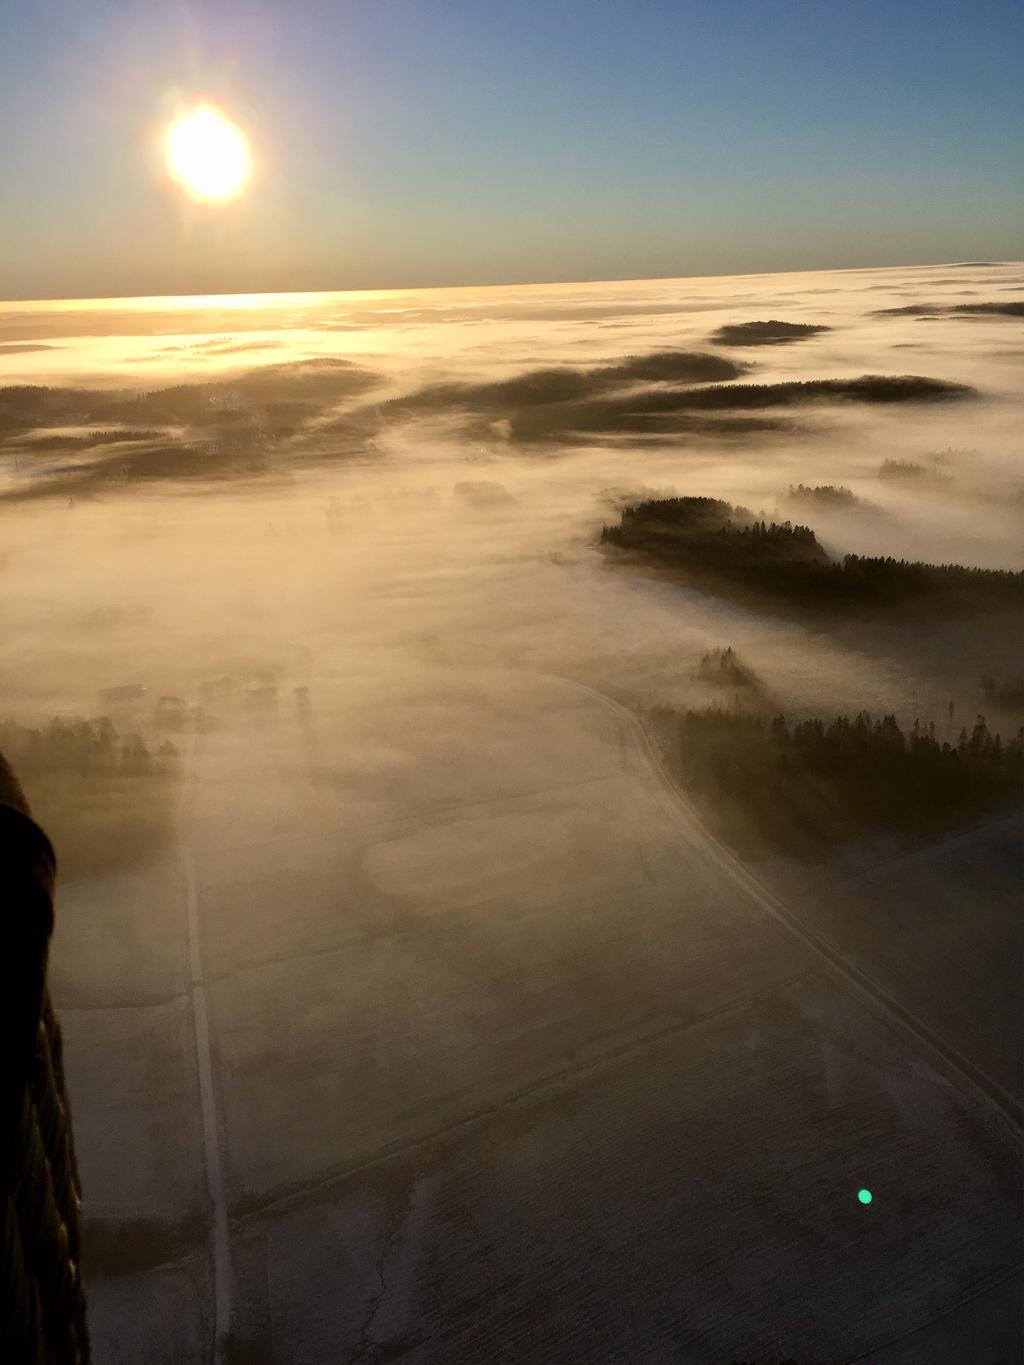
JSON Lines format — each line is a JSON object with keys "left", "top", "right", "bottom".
{"left": 2, "top": 263, "right": 1021, "bottom": 1363}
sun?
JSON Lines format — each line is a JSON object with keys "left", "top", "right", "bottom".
{"left": 165, "top": 105, "right": 251, "bottom": 203}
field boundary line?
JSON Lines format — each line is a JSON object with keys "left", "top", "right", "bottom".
{"left": 177, "top": 726, "right": 234, "bottom": 1361}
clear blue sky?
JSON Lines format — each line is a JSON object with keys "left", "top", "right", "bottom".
{"left": 1, "top": 0, "right": 1021, "bottom": 299}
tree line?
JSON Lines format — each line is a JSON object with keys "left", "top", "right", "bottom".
{"left": 784, "top": 483, "right": 856, "bottom": 505}
{"left": 878, "top": 459, "right": 951, "bottom": 484}
{"left": 0, "top": 715, "right": 179, "bottom": 779}
{"left": 696, "top": 646, "right": 760, "bottom": 689}
{"left": 660, "top": 706, "right": 1022, "bottom": 856}
{"left": 0, "top": 715, "right": 183, "bottom": 879}
{"left": 601, "top": 496, "right": 1023, "bottom": 614}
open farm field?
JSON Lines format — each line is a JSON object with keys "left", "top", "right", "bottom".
{"left": 5, "top": 261, "right": 1017, "bottom": 1361}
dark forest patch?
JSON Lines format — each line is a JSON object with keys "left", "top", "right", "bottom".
{"left": 506, "top": 402, "right": 788, "bottom": 442}
{"left": 0, "top": 359, "right": 383, "bottom": 496}
{"left": 600, "top": 495, "right": 1022, "bottom": 617}
{"left": 711, "top": 320, "right": 830, "bottom": 346}
{"left": 373, "top": 367, "right": 969, "bottom": 446}
{"left": 654, "top": 706, "right": 1022, "bottom": 858}
{"left": 695, "top": 646, "right": 762, "bottom": 691}
{"left": 878, "top": 459, "right": 953, "bottom": 486}
{"left": 782, "top": 483, "right": 858, "bottom": 508}
{"left": 874, "top": 302, "right": 1024, "bottom": 318}
{"left": 0, "top": 439, "right": 282, "bottom": 501}
{"left": 0, "top": 714, "right": 182, "bottom": 879}
{"left": 383, "top": 350, "right": 747, "bottom": 417}
{"left": 656, "top": 375, "right": 973, "bottom": 407}
{"left": 0, "top": 357, "right": 379, "bottom": 437}
{"left": 513, "top": 376, "right": 973, "bottom": 439}
{"left": 504, "top": 374, "right": 969, "bottom": 441}
{"left": 594, "top": 351, "right": 746, "bottom": 383}
{"left": 15, "top": 428, "right": 164, "bottom": 450}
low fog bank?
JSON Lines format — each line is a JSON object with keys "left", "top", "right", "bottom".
{"left": 3, "top": 263, "right": 1022, "bottom": 1362}
{"left": 1, "top": 262, "right": 1021, "bottom": 873}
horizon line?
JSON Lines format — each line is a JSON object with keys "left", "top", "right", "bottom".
{"left": 1, "top": 257, "right": 1015, "bottom": 310}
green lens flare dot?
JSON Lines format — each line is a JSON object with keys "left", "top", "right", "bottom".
{"left": 858, "top": 1188, "right": 873, "bottom": 1205}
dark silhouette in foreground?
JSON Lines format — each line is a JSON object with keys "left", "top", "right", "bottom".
{"left": 1, "top": 751, "right": 90, "bottom": 1364}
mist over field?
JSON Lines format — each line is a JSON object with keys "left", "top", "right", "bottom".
{"left": 3, "top": 263, "right": 1022, "bottom": 1362}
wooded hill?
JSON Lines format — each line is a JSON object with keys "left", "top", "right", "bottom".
{"left": 601, "top": 496, "right": 1022, "bottom": 614}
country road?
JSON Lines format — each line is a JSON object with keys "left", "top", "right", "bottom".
{"left": 181, "top": 842, "right": 234, "bottom": 1363}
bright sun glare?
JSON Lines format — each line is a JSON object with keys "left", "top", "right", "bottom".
{"left": 165, "top": 105, "right": 251, "bottom": 203}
